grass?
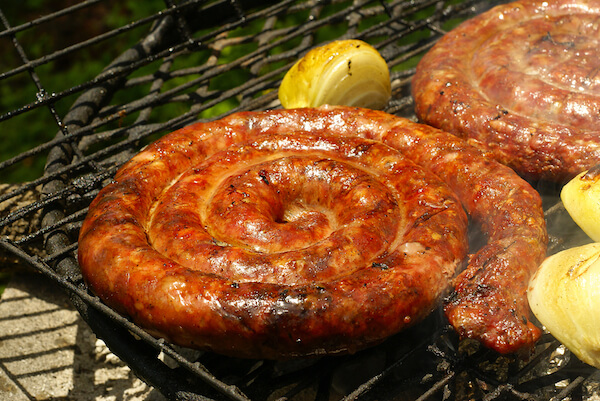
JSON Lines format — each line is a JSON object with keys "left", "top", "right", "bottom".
{"left": 0, "top": 0, "right": 165, "bottom": 183}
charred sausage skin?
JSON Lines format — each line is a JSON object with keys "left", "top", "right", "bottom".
{"left": 413, "top": 0, "right": 600, "bottom": 182}
{"left": 78, "top": 106, "right": 546, "bottom": 358}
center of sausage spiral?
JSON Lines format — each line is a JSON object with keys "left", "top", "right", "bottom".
{"left": 473, "top": 13, "right": 600, "bottom": 129}
{"left": 148, "top": 134, "right": 410, "bottom": 285}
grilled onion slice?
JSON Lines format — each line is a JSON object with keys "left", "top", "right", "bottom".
{"left": 278, "top": 40, "right": 391, "bottom": 109}
{"left": 528, "top": 243, "right": 600, "bottom": 368}
{"left": 561, "top": 165, "right": 600, "bottom": 242}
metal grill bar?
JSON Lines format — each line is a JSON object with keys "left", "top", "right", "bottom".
{"left": 0, "top": 0, "right": 104, "bottom": 39}
{"left": 0, "top": 10, "right": 161, "bottom": 82}
{"left": 0, "top": 238, "right": 252, "bottom": 401}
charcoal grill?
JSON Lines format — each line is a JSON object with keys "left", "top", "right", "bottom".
{"left": 1, "top": 0, "right": 599, "bottom": 400}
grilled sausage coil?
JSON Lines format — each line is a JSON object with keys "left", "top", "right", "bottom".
{"left": 413, "top": 0, "right": 600, "bottom": 182}
{"left": 78, "top": 106, "right": 547, "bottom": 358}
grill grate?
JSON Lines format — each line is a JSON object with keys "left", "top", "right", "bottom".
{"left": 1, "top": 0, "right": 598, "bottom": 400}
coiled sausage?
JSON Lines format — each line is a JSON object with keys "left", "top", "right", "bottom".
{"left": 78, "top": 106, "right": 547, "bottom": 358}
{"left": 413, "top": 0, "right": 600, "bottom": 182}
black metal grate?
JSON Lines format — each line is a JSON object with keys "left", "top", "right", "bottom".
{"left": 1, "top": 0, "right": 599, "bottom": 400}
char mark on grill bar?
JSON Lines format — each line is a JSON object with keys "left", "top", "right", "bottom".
{"left": 1, "top": 0, "right": 599, "bottom": 400}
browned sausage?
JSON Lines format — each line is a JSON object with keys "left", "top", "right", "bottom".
{"left": 413, "top": 0, "right": 600, "bottom": 183}
{"left": 78, "top": 106, "right": 547, "bottom": 358}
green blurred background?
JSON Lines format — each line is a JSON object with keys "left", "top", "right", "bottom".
{"left": 1, "top": 0, "right": 165, "bottom": 184}
{"left": 0, "top": 0, "right": 466, "bottom": 184}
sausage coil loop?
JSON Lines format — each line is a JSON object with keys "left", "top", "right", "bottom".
{"left": 413, "top": 0, "right": 600, "bottom": 182}
{"left": 78, "top": 106, "right": 547, "bottom": 358}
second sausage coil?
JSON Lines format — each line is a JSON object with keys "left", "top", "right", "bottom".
{"left": 413, "top": 0, "right": 600, "bottom": 182}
